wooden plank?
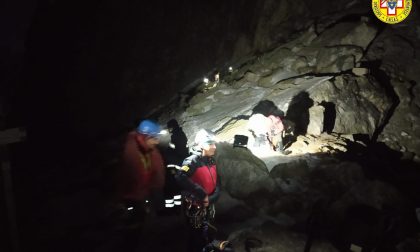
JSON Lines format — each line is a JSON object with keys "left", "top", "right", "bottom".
{"left": 0, "top": 128, "right": 26, "bottom": 145}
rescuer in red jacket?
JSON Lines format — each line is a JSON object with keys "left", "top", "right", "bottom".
{"left": 176, "top": 129, "right": 221, "bottom": 252}
{"left": 117, "top": 119, "right": 165, "bottom": 227}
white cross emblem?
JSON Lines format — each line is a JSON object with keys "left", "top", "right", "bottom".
{"left": 380, "top": 0, "right": 404, "bottom": 15}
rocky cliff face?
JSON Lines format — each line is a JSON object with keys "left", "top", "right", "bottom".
{"left": 159, "top": 11, "right": 420, "bottom": 161}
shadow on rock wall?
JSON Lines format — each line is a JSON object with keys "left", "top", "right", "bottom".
{"left": 286, "top": 92, "right": 314, "bottom": 136}
{"left": 341, "top": 138, "right": 420, "bottom": 206}
{"left": 252, "top": 99, "right": 285, "bottom": 118}
{"left": 320, "top": 101, "right": 336, "bottom": 134}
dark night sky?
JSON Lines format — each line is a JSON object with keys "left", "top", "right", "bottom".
{"left": 2, "top": 1, "right": 250, "bottom": 141}
{"left": 3, "top": 1, "right": 160, "bottom": 144}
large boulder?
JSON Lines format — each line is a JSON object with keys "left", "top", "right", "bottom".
{"left": 308, "top": 75, "right": 394, "bottom": 136}
{"left": 215, "top": 143, "right": 276, "bottom": 199}
{"left": 229, "top": 223, "right": 338, "bottom": 252}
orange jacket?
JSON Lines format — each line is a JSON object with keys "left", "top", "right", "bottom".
{"left": 118, "top": 131, "right": 165, "bottom": 201}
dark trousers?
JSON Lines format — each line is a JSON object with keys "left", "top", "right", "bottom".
{"left": 123, "top": 200, "right": 147, "bottom": 225}
{"left": 187, "top": 226, "right": 209, "bottom": 252}
{"left": 184, "top": 204, "right": 216, "bottom": 252}
{"left": 117, "top": 200, "right": 147, "bottom": 250}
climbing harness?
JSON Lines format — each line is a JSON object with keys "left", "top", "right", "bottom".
{"left": 184, "top": 196, "right": 215, "bottom": 229}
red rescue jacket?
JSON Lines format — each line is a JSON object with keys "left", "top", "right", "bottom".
{"left": 118, "top": 131, "right": 165, "bottom": 201}
{"left": 175, "top": 150, "right": 220, "bottom": 203}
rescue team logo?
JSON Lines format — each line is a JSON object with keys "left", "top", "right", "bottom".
{"left": 372, "top": 0, "right": 412, "bottom": 24}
